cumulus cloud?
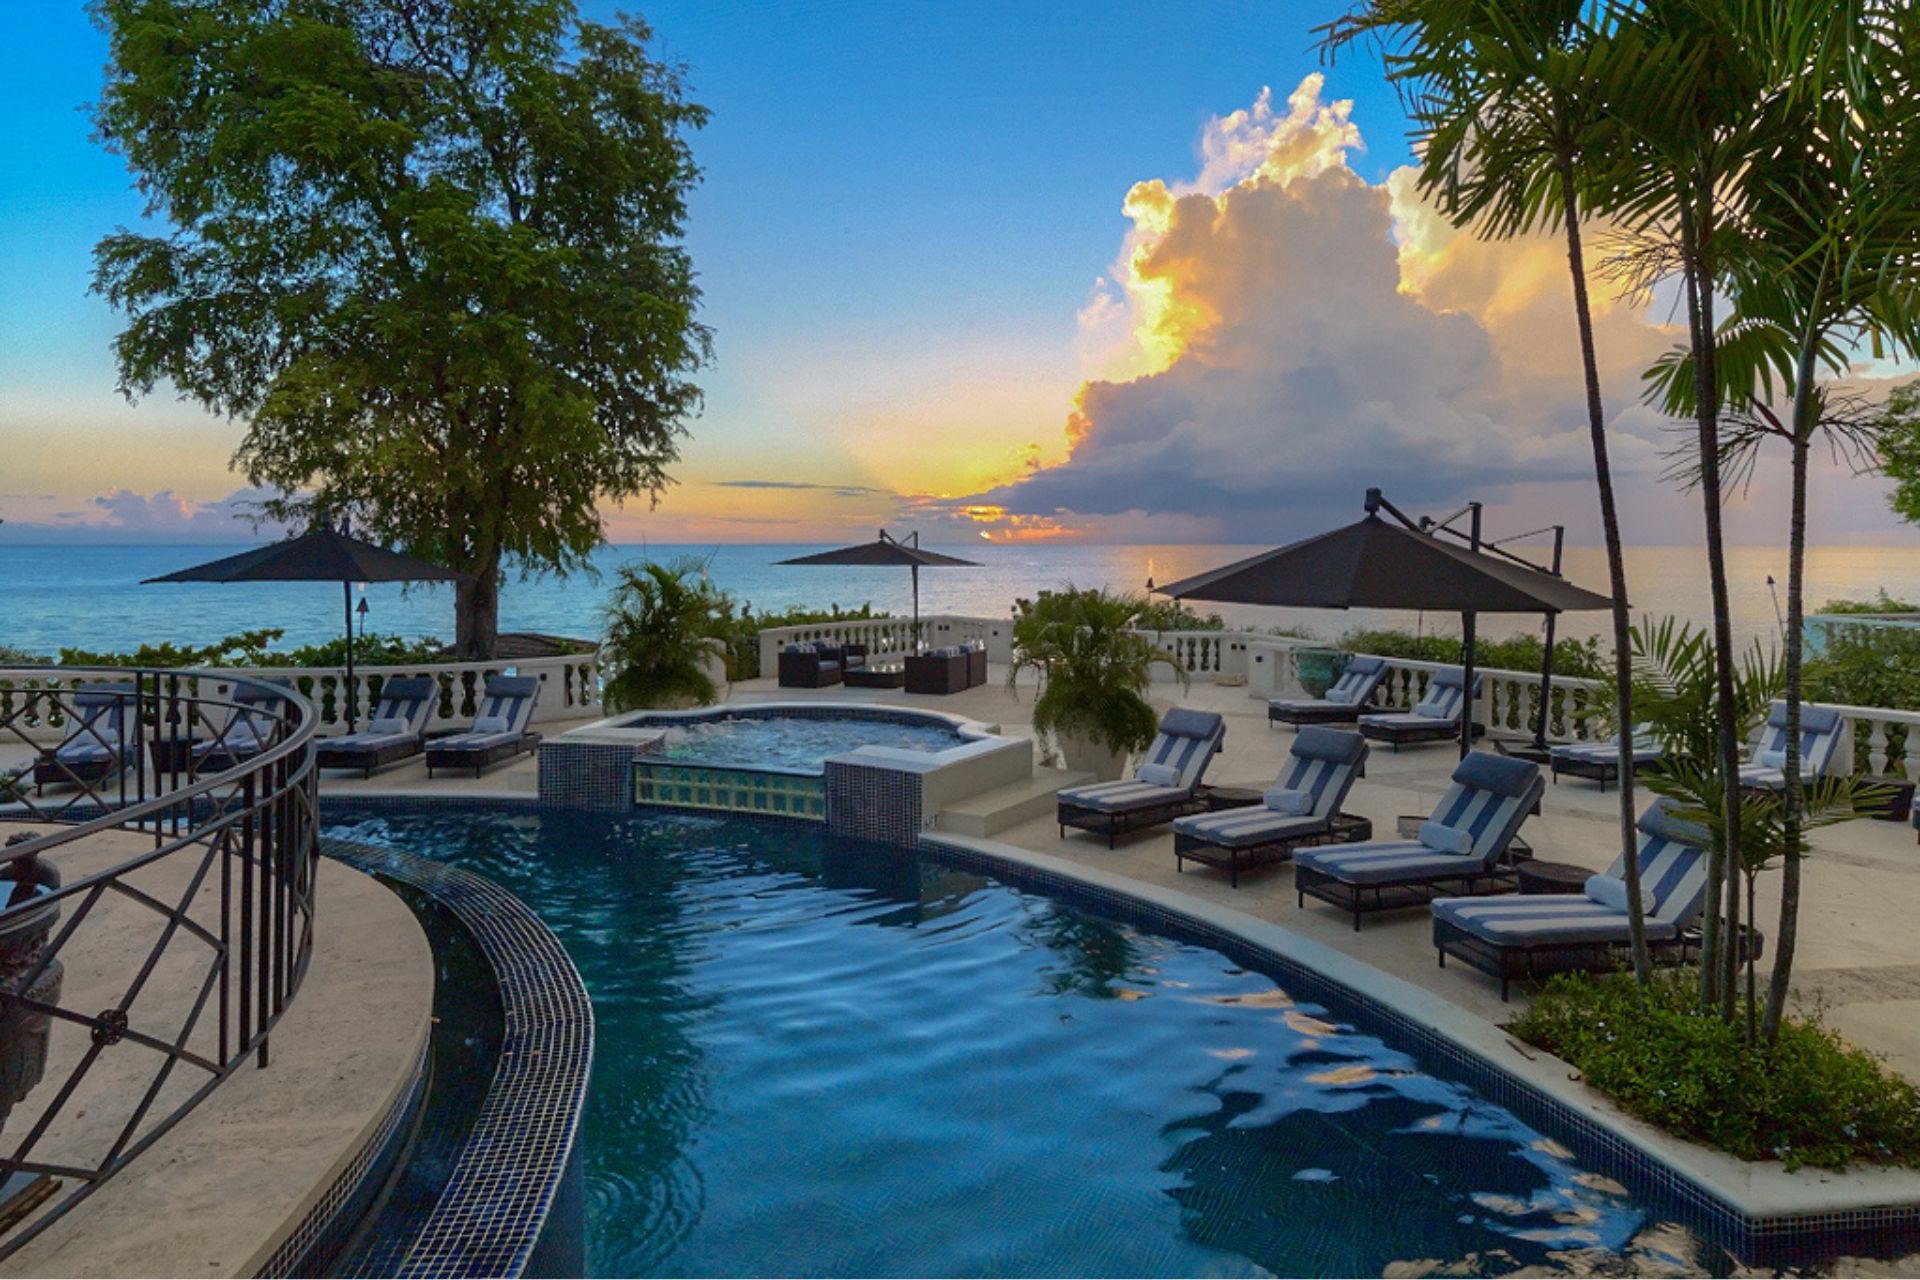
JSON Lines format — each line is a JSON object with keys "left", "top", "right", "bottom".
{"left": 950, "top": 75, "right": 1685, "bottom": 544}
{"left": 0, "top": 487, "right": 287, "bottom": 544}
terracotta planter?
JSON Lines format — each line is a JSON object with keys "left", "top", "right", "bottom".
{"left": 1056, "top": 731, "right": 1130, "bottom": 782}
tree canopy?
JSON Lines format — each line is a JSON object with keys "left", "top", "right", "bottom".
{"left": 92, "top": 0, "right": 710, "bottom": 656}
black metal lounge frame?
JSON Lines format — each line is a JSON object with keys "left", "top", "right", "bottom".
{"left": 1059, "top": 793, "right": 1211, "bottom": 849}
{"left": 1268, "top": 702, "right": 1369, "bottom": 728}
{"left": 1360, "top": 718, "right": 1484, "bottom": 751}
{"left": 425, "top": 731, "right": 543, "bottom": 779}
{"left": 1295, "top": 847, "right": 1532, "bottom": 931}
{"left": 316, "top": 734, "right": 424, "bottom": 779}
{"left": 1549, "top": 751, "right": 1662, "bottom": 792}
{"left": 1175, "top": 814, "right": 1371, "bottom": 888}
{"left": 1434, "top": 918, "right": 1765, "bottom": 1001}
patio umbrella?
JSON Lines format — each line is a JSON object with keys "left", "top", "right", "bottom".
{"left": 1154, "top": 490, "right": 1611, "bottom": 757}
{"left": 777, "top": 530, "right": 980, "bottom": 651}
{"left": 146, "top": 526, "right": 468, "bottom": 731}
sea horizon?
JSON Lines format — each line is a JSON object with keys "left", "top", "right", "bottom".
{"left": 7, "top": 540, "right": 1920, "bottom": 660}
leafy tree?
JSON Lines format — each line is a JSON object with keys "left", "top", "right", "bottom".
{"left": 600, "top": 559, "right": 730, "bottom": 711}
{"left": 1324, "top": 0, "right": 1654, "bottom": 979}
{"left": 1874, "top": 382, "right": 1920, "bottom": 526}
{"left": 91, "top": 0, "right": 710, "bottom": 658}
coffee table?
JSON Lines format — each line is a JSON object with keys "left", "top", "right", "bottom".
{"left": 1202, "top": 785, "right": 1264, "bottom": 812}
{"left": 842, "top": 663, "right": 905, "bottom": 689}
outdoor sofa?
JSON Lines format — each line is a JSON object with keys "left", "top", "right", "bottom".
{"left": 1172, "top": 727, "right": 1369, "bottom": 887}
{"left": 1738, "top": 700, "right": 1845, "bottom": 791}
{"left": 1356, "top": 667, "right": 1481, "bottom": 750}
{"left": 1549, "top": 725, "right": 1664, "bottom": 791}
{"left": 32, "top": 684, "right": 138, "bottom": 795}
{"left": 315, "top": 676, "right": 438, "bottom": 777}
{"left": 1432, "top": 798, "right": 1717, "bottom": 999}
{"left": 426, "top": 675, "right": 542, "bottom": 778}
{"left": 1267, "top": 656, "right": 1388, "bottom": 728}
{"left": 1057, "top": 708, "right": 1226, "bottom": 848}
{"left": 1293, "top": 751, "right": 1542, "bottom": 929}
{"left": 779, "top": 642, "right": 865, "bottom": 688}
{"left": 904, "top": 641, "right": 986, "bottom": 695}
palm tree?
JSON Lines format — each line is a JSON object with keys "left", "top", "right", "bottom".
{"left": 1321, "top": 0, "right": 1655, "bottom": 981}
{"left": 601, "top": 558, "right": 733, "bottom": 711}
{"left": 1645, "top": 0, "right": 1920, "bottom": 1039}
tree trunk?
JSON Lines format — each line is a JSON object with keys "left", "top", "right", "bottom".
{"left": 456, "top": 550, "right": 503, "bottom": 659}
{"left": 1679, "top": 191, "right": 1743, "bottom": 1019}
{"left": 1559, "top": 153, "right": 1652, "bottom": 984}
{"left": 1764, "top": 349, "right": 1820, "bottom": 1042}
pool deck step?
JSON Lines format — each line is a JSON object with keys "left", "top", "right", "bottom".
{"left": 936, "top": 767, "right": 1092, "bottom": 838}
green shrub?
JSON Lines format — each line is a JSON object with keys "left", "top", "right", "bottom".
{"left": 53, "top": 629, "right": 448, "bottom": 670}
{"left": 1511, "top": 971, "right": 1920, "bottom": 1171}
{"left": 1817, "top": 589, "right": 1920, "bottom": 615}
{"left": 1009, "top": 587, "right": 1182, "bottom": 756}
{"left": 726, "top": 602, "right": 886, "bottom": 679}
{"left": 1337, "top": 627, "right": 1608, "bottom": 680}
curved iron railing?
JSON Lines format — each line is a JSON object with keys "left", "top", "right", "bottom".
{"left": 0, "top": 668, "right": 319, "bottom": 1260}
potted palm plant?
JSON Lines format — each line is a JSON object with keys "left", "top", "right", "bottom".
{"left": 601, "top": 559, "right": 735, "bottom": 712}
{"left": 1009, "top": 588, "right": 1186, "bottom": 780}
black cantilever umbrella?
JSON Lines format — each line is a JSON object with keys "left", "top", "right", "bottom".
{"left": 777, "top": 530, "right": 980, "bottom": 651}
{"left": 146, "top": 526, "right": 469, "bottom": 731}
{"left": 1155, "top": 490, "right": 1611, "bottom": 757}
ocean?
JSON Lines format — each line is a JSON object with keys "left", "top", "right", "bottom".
{"left": 4, "top": 542, "right": 1919, "bottom": 659}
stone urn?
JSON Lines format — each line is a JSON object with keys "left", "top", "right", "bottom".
{"left": 1055, "top": 730, "right": 1129, "bottom": 783}
{"left": 1, "top": 849, "right": 63, "bottom": 1135}
{"left": 1293, "top": 648, "right": 1348, "bottom": 699}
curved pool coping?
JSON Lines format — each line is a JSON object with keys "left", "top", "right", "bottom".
{"left": 319, "top": 832, "right": 595, "bottom": 1279}
{"left": 922, "top": 829, "right": 1920, "bottom": 1264}
{"left": 321, "top": 791, "right": 1920, "bottom": 1267}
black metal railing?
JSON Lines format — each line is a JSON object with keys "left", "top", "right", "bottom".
{"left": 0, "top": 668, "right": 319, "bottom": 1260}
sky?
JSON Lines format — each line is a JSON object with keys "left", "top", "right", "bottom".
{"left": 1, "top": 0, "right": 1913, "bottom": 550}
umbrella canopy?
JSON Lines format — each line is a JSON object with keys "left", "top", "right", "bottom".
{"left": 1156, "top": 497, "right": 1611, "bottom": 757}
{"left": 777, "top": 530, "right": 979, "bottom": 650}
{"left": 1155, "top": 515, "right": 1611, "bottom": 614}
{"left": 147, "top": 528, "right": 468, "bottom": 731}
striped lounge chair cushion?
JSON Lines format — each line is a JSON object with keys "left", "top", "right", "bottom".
{"left": 1358, "top": 667, "right": 1477, "bottom": 730}
{"left": 1060, "top": 779, "right": 1194, "bottom": 813}
{"left": 1059, "top": 707, "right": 1225, "bottom": 813}
{"left": 1739, "top": 702, "right": 1843, "bottom": 789}
{"left": 1175, "top": 727, "right": 1366, "bottom": 847}
{"left": 1296, "top": 751, "right": 1539, "bottom": 885}
{"left": 1434, "top": 800, "right": 1711, "bottom": 945}
{"left": 54, "top": 687, "right": 136, "bottom": 764}
{"left": 437, "top": 676, "right": 540, "bottom": 748}
{"left": 1270, "top": 657, "right": 1388, "bottom": 715}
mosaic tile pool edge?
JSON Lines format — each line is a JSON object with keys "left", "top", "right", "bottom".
{"left": 319, "top": 835, "right": 595, "bottom": 1280}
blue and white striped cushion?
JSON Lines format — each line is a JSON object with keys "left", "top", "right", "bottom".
{"left": 1175, "top": 807, "right": 1328, "bottom": 847}
{"left": 1057, "top": 779, "right": 1190, "bottom": 813}
{"left": 56, "top": 701, "right": 133, "bottom": 764}
{"left": 1433, "top": 896, "right": 1682, "bottom": 945}
{"left": 1139, "top": 727, "right": 1219, "bottom": 791}
{"left": 1553, "top": 737, "right": 1663, "bottom": 765}
{"left": 1296, "top": 777, "right": 1533, "bottom": 885}
{"left": 1358, "top": 711, "right": 1452, "bottom": 732}
{"left": 1745, "top": 705, "right": 1842, "bottom": 787}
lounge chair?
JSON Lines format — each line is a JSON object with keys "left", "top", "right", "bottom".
{"left": 1293, "top": 751, "right": 1542, "bottom": 929}
{"left": 315, "top": 676, "right": 438, "bottom": 777}
{"left": 1550, "top": 725, "right": 1664, "bottom": 791}
{"left": 193, "top": 680, "right": 294, "bottom": 771}
{"left": 1738, "top": 701, "right": 1845, "bottom": 791}
{"left": 1057, "top": 709, "right": 1226, "bottom": 847}
{"left": 426, "top": 675, "right": 542, "bottom": 778}
{"left": 1172, "top": 727, "right": 1369, "bottom": 887}
{"left": 1357, "top": 667, "right": 1481, "bottom": 750}
{"left": 778, "top": 643, "right": 845, "bottom": 688}
{"left": 32, "top": 684, "right": 138, "bottom": 795}
{"left": 1268, "top": 656, "right": 1388, "bottom": 728}
{"left": 1432, "top": 799, "right": 1715, "bottom": 999}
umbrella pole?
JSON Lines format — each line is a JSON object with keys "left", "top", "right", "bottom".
{"left": 1460, "top": 610, "right": 1477, "bottom": 760}
{"left": 912, "top": 564, "right": 921, "bottom": 653}
{"left": 1535, "top": 528, "right": 1565, "bottom": 748}
{"left": 343, "top": 580, "right": 357, "bottom": 733}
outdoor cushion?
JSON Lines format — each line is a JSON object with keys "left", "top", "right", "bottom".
{"left": 1433, "top": 896, "right": 1682, "bottom": 946}
{"left": 1451, "top": 751, "right": 1538, "bottom": 798}
{"left": 1295, "top": 843, "right": 1493, "bottom": 885}
{"left": 1160, "top": 707, "right": 1225, "bottom": 741}
{"left": 1756, "top": 748, "right": 1787, "bottom": 769}
{"left": 1293, "top": 726, "right": 1368, "bottom": 764}
{"left": 1057, "top": 779, "right": 1189, "bottom": 813}
{"left": 472, "top": 714, "right": 512, "bottom": 734}
{"left": 1637, "top": 803, "right": 1711, "bottom": 849}
{"left": 368, "top": 716, "right": 409, "bottom": 737}
{"left": 1419, "top": 821, "right": 1474, "bottom": 856}
{"left": 1768, "top": 701, "right": 1841, "bottom": 734}
{"left": 1584, "top": 875, "right": 1656, "bottom": 916}
{"left": 1264, "top": 787, "right": 1314, "bottom": 815}
{"left": 1174, "top": 806, "right": 1326, "bottom": 849}
{"left": 1137, "top": 762, "right": 1181, "bottom": 788}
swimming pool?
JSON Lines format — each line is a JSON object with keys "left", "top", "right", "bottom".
{"left": 619, "top": 706, "right": 980, "bottom": 773}
{"left": 325, "top": 806, "right": 1734, "bottom": 1276}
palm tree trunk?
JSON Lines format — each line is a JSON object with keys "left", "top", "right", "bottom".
{"left": 1763, "top": 348, "right": 1820, "bottom": 1042}
{"left": 1558, "top": 152, "right": 1652, "bottom": 983}
{"left": 1679, "top": 191, "right": 1742, "bottom": 1018}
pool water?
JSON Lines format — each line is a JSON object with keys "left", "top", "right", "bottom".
{"left": 639, "top": 711, "right": 971, "bottom": 772}
{"left": 326, "top": 808, "right": 1719, "bottom": 1277}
